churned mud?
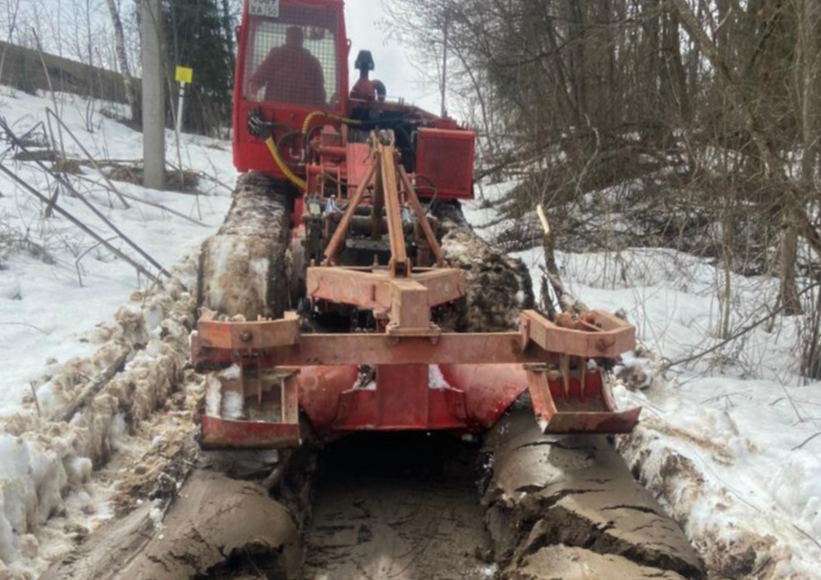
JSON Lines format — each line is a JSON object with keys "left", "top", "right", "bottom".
{"left": 42, "top": 470, "right": 299, "bottom": 580}
{"left": 303, "top": 433, "right": 495, "bottom": 580}
{"left": 482, "top": 403, "right": 704, "bottom": 580}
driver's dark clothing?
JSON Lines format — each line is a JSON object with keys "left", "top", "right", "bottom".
{"left": 250, "top": 43, "right": 326, "bottom": 106}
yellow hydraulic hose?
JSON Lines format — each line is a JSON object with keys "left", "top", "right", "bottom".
{"left": 264, "top": 136, "right": 307, "bottom": 190}
{"left": 301, "top": 111, "right": 362, "bottom": 135}
{"left": 264, "top": 112, "right": 361, "bottom": 191}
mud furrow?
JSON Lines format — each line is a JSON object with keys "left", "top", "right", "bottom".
{"left": 302, "top": 434, "right": 495, "bottom": 580}
{"left": 482, "top": 403, "right": 703, "bottom": 580}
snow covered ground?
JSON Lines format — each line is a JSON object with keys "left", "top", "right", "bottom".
{"left": 0, "top": 87, "right": 233, "bottom": 417}
{"left": 0, "top": 86, "right": 233, "bottom": 577}
{"left": 465, "top": 195, "right": 821, "bottom": 579}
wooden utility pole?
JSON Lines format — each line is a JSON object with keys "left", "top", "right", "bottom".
{"left": 141, "top": 0, "right": 165, "bottom": 190}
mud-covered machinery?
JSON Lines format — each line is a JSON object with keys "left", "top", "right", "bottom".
{"left": 191, "top": 0, "right": 641, "bottom": 448}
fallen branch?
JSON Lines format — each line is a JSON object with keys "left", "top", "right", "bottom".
{"left": 74, "top": 174, "right": 211, "bottom": 227}
{"left": 793, "top": 524, "right": 821, "bottom": 551}
{"left": 62, "top": 349, "right": 130, "bottom": 422}
{"left": 30, "top": 382, "right": 41, "bottom": 418}
{"left": 0, "top": 162, "right": 164, "bottom": 286}
{"left": 0, "top": 117, "right": 173, "bottom": 283}
{"left": 46, "top": 108, "right": 132, "bottom": 210}
{"left": 792, "top": 431, "right": 821, "bottom": 451}
{"left": 0, "top": 321, "right": 50, "bottom": 334}
{"left": 537, "top": 204, "right": 587, "bottom": 314}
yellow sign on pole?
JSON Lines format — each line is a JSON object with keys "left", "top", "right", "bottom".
{"left": 175, "top": 66, "right": 193, "bottom": 85}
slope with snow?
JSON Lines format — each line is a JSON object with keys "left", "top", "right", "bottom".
{"left": 0, "top": 87, "right": 233, "bottom": 418}
{"left": 0, "top": 86, "right": 233, "bottom": 578}
{"left": 465, "top": 194, "right": 821, "bottom": 579}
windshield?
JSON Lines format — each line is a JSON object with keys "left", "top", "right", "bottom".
{"left": 244, "top": 4, "right": 338, "bottom": 107}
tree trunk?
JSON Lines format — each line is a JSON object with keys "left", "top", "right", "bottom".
{"left": 104, "top": 0, "right": 140, "bottom": 123}
{"left": 643, "top": 0, "right": 664, "bottom": 146}
{"left": 662, "top": 6, "right": 690, "bottom": 123}
{"left": 221, "top": 0, "right": 236, "bottom": 72}
{"left": 670, "top": 0, "right": 821, "bottom": 264}
{"left": 567, "top": 0, "right": 588, "bottom": 121}
{"left": 798, "top": 0, "right": 820, "bottom": 193}
{"left": 779, "top": 0, "right": 821, "bottom": 316}
{"left": 779, "top": 215, "right": 801, "bottom": 315}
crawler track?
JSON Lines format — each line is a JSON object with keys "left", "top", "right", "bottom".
{"left": 198, "top": 171, "right": 293, "bottom": 320}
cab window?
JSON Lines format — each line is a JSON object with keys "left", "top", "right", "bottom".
{"left": 244, "top": 5, "right": 338, "bottom": 107}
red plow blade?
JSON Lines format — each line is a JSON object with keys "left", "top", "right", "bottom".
{"left": 193, "top": 309, "right": 641, "bottom": 447}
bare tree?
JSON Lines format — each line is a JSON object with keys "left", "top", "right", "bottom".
{"left": 105, "top": 0, "right": 140, "bottom": 122}
{"left": 387, "top": 0, "right": 821, "bottom": 376}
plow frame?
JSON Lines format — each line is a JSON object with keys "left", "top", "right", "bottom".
{"left": 192, "top": 306, "right": 641, "bottom": 448}
{"left": 194, "top": 132, "right": 640, "bottom": 448}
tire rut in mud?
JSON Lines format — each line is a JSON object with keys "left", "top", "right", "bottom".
{"left": 482, "top": 403, "right": 704, "bottom": 580}
{"left": 303, "top": 433, "right": 495, "bottom": 580}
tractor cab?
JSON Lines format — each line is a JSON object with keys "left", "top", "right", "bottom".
{"left": 232, "top": 0, "right": 475, "bottom": 202}
{"left": 233, "top": 0, "right": 349, "bottom": 174}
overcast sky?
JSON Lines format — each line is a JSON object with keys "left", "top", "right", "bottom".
{"left": 344, "top": 0, "right": 441, "bottom": 113}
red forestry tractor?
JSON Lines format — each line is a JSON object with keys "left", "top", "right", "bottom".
{"left": 191, "top": 0, "right": 641, "bottom": 448}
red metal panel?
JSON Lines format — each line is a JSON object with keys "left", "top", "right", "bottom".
{"left": 414, "top": 128, "right": 475, "bottom": 199}
{"left": 200, "top": 415, "right": 300, "bottom": 449}
{"left": 377, "top": 365, "right": 428, "bottom": 427}
{"left": 330, "top": 374, "right": 468, "bottom": 432}
{"left": 345, "top": 142, "right": 373, "bottom": 187}
{"left": 439, "top": 364, "right": 529, "bottom": 428}
{"left": 297, "top": 365, "right": 358, "bottom": 427}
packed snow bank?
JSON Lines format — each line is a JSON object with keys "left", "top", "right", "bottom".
{"left": 502, "top": 240, "right": 821, "bottom": 580}
{"left": 0, "top": 258, "right": 200, "bottom": 577}
{"left": 0, "top": 87, "right": 234, "bottom": 577}
{"left": 617, "top": 382, "right": 821, "bottom": 579}
{"left": 0, "top": 86, "right": 233, "bottom": 418}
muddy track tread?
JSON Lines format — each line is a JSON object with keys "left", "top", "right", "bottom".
{"left": 434, "top": 201, "right": 535, "bottom": 331}
{"left": 198, "top": 172, "right": 294, "bottom": 320}
{"left": 482, "top": 406, "right": 705, "bottom": 580}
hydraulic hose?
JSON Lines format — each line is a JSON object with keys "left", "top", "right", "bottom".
{"left": 265, "top": 112, "right": 362, "bottom": 192}
{"left": 301, "top": 111, "right": 362, "bottom": 135}
{"left": 264, "top": 136, "right": 307, "bottom": 190}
